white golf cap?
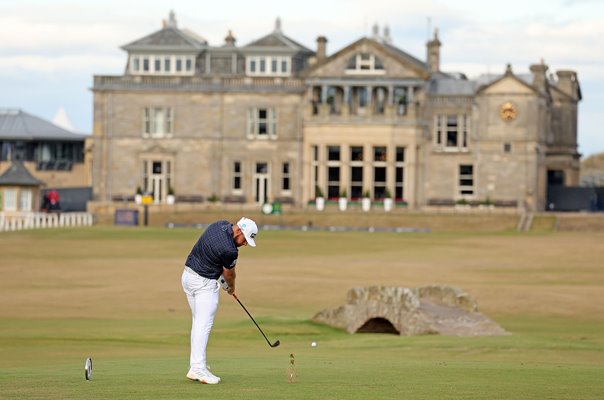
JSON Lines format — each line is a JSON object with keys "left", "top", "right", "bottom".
{"left": 236, "top": 217, "right": 258, "bottom": 247}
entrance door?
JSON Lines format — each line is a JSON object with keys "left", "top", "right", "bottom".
{"left": 144, "top": 160, "right": 171, "bottom": 204}
{"left": 254, "top": 162, "right": 269, "bottom": 204}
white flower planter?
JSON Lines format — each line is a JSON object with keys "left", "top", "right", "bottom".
{"left": 166, "top": 195, "right": 175, "bottom": 205}
{"left": 135, "top": 194, "right": 142, "bottom": 205}
{"left": 383, "top": 198, "right": 393, "bottom": 212}
{"left": 315, "top": 197, "right": 325, "bottom": 211}
{"left": 338, "top": 197, "right": 348, "bottom": 211}
{"left": 361, "top": 197, "right": 371, "bottom": 212}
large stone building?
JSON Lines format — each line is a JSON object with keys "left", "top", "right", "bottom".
{"left": 92, "top": 13, "right": 581, "bottom": 211}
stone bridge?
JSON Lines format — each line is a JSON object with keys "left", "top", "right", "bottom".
{"left": 312, "top": 285, "right": 508, "bottom": 336}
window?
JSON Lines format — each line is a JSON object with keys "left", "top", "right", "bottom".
{"left": 504, "top": 143, "right": 512, "bottom": 153}
{"left": 374, "top": 146, "right": 387, "bottom": 162}
{"left": 327, "top": 145, "right": 341, "bottom": 198}
{"left": 3, "top": 189, "right": 17, "bottom": 211}
{"left": 434, "top": 114, "right": 469, "bottom": 151}
{"left": 350, "top": 146, "right": 364, "bottom": 199}
{"left": 345, "top": 53, "right": 386, "bottom": 75}
{"left": 246, "top": 56, "right": 291, "bottom": 76}
{"left": 459, "top": 165, "right": 474, "bottom": 196}
{"left": 328, "top": 146, "right": 340, "bottom": 161}
{"left": 446, "top": 115, "right": 458, "bottom": 147}
{"left": 394, "top": 88, "right": 408, "bottom": 116}
{"left": 247, "top": 108, "right": 277, "bottom": 139}
{"left": 130, "top": 54, "right": 194, "bottom": 75}
{"left": 132, "top": 57, "right": 140, "bottom": 72}
{"left": 20, "top": 189, "right": 32, "bottom": 211}
{"left": 311, "top": 145, "right": 320, "bottom": 197}
{"left": 233, "top": 161, "right": 242, "bottom": 191}
{"left": 373, "top": 146, "right": 387, "bottom": 199}
{"left": 395, "top": 147, "right": 405, "bottom": 201}
{"left": 282, "top": 162, "right": 291, "bottom": 192}
{"left": 143, "top": 107, "right": 173, "bottom": 138}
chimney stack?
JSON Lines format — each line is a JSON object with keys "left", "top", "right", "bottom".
{"left": 530, "top": 60, "right": 548, "bottom": 92}
{"left": 556, "top": 70, "right": 580, "bottom": 100}
{"left": 224, "top": 30, "right": 236, "bottom": 47}
{"left": 426, "top": 28, "right": 441, "bottom": 74}
{"left": 316, "top": 36, "right": 328, "bottom": 61}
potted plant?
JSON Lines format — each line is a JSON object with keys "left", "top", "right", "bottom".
{"left": 166, "top": 186, "right": 175, "bottom": 205}
{"left": 315, "top": 185, "right": 325, "bottom": 211}
{"left": 362, "top": 190, "right": 371, "bottom": 212}
{"left": 135, "top": 186, "right": 143, "bottom": 205}
{"left": 338, "top": 188, "right": 348, "bottom": 212}
{"left": 383, "top": 188, "right": 393, "bottom": 212}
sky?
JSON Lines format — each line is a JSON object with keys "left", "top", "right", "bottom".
{"left": 1, "top": 0, "right": 603, "bottom": 157}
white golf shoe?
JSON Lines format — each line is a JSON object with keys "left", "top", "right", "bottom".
{"left": 186, "top": 368, "right": 221, "bottom": 384}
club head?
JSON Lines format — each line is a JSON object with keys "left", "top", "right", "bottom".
{"left": 271, "top": 340, "right": 281, "bottom": 348}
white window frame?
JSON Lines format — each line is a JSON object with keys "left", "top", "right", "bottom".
{"left": 247, "top": 108, "right": 277, "bottom": 139}
{"left": 434, "top": 114, "right": 469, "bottom": 152}
{"left": 246, "top": 56, "right": 291, "bottom": 77}
{"left": 3, "top": 188, "right": 17, "bottom": 211}
{"left": 130, "top": 54, "right": 195, "bottom": 76}
{"left": 345, "top": 53, "right": 386, "bottom": 75}
{"left": 143, "top": 107, "right": 174, "bottom": 138}
{"left": 19, "top": 189, "right": 32, "bottom": 211}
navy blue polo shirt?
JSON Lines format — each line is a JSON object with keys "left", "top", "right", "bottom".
{"left": 185, "top": 220, "right": 239, "bottom": 279}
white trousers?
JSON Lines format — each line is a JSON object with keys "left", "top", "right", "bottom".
{"left": 181, "top": 267, "right": 219, "bottom": 372}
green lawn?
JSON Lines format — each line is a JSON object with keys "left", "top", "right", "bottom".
{"left": 1, "top": 227, "right": 603, "bottom": 399}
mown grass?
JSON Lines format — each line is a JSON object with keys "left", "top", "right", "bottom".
{"left": 1, "top": 227, "right": 603, "bottom": 399}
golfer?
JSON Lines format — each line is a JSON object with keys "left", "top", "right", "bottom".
{"left": 181, "top": 217, "right": 258, "bottom": 384}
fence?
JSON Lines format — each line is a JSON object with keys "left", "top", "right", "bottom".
{"left": 0, "top": 212, "right": 94, "bottom": 232}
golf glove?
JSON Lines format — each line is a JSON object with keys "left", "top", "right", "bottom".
{"left": 218, "top": 275, "right": 230, "bottom": 291}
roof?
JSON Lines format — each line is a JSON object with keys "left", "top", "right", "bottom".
{"left": 428, "top": 71, "right": 539, "bottom": 96}
{"left": 0, "top": 109, "right": 86, "bottom": 141}
{"left": 243, "top": 19, "right": 314, "bottom": 54}
{"left": 121, "top": 26, "right": 207, "bottom": 52}
{"left": 0, "top": 161, "right": 43, "bottom": 186}
{"left": 306, "top": 37, "right": 428, "bottom": 79}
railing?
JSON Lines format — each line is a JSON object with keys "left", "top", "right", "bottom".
{"left": 0, "top": 212, "right": 94, "bottom": 232}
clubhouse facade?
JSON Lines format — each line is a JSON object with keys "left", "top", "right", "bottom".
{"left": 91, "top": 12, "right": 581, "bottom": 211}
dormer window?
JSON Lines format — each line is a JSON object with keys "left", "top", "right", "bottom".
{"left": 246, "top": 56, "right": 291, "bottom": 77}
{"left": 130, "top": 54, "right": 195, "bottom": 76}
{"left": 345, "top": 53, "right": 385, "bottom": 75}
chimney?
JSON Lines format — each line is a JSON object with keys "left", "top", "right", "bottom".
{"left": 167, "top": 10, "right": 177, "bottom": 28}
{"left": 383, "top": 25, "right": 392, "bottom": 44}
{"left": 224, "top": 30, "right": 236, "bottom": 47}
{"left": 372, "top": 22, "right": 379, "bottom": 39}
{"left": 274, "top": 17, "right": 282, "bottom": 33}
{"left": 530, "top": 59, "right": 548, "bottom": 92}
{"left": 316, "top": 36, "right": 328, "bottom": 61}
{"left": 556, "top": 70, "right": 580, "bottom": 100}
{"left": 426, "top": 28, "right": 441, "bottom": 74}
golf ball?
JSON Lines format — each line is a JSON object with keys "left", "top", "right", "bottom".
{"left": 311, "top": 341, "right": 317, "bottom": 347}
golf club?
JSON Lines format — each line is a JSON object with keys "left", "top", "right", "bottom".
{"left": 232, "top": 293, "right": 280, "bottom": 348}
